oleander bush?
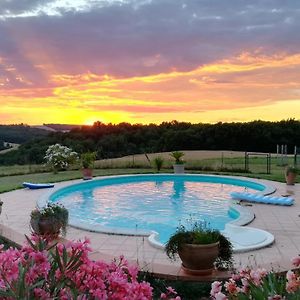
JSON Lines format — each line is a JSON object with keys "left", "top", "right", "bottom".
{"left": 0, "top": 235, "right": 180, "bottom": 299}
{"left": 210, "top": 256, "right": 300, "bottom": 299}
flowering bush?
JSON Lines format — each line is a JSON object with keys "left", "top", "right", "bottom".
{"left": 44, "top": 144, "right": 78, "bottom": 172}
{"left": 0, "top": 235, "right": 180, "bottom": 299}
{"left": 211, "top": 256, "right": 300, "bottom": 299}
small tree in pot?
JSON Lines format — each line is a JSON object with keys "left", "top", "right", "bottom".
{"left": 285, "top": 166, "right": 298, "bottom": 185}
{"left": 30, "top": 204, "right": 69, "bottom": 239}
{"left": 170, "top": 151, "right": 185, "bottom": 174}
{"left": 165, "top": 223, "right": 233, "bottom": 275}
{"left": 81, "top": 152, "right": 97, "bottom": 180}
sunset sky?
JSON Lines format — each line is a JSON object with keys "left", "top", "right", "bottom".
{"left": 1, "top": 0, "right": 300, "bottom": 125}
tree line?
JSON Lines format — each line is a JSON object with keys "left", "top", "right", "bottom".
{"left": 0, "top": 119, "right": 299, "bottom": 166}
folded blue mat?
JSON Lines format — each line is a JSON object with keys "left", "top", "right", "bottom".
{"left": 231, "top": 192, "right": 294, "bottom": 206}
{"left": 23, "top": 182, "right": 54, "bottom": 189}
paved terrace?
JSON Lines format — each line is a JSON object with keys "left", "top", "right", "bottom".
{"left": 0, "top": 176, "right": 299, "bottom": 280}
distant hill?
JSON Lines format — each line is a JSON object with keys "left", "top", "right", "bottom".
{"left": 0, "top": 119, "right": 299, "bottom": 166}
{"left": 0, "top": 124, "right": 49, "bottom": 144}
{"left": 41, "top": 124, "right": 82, "bottom": 132}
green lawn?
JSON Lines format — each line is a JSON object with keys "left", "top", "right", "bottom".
{"left": 0, "top": 168, "right": 156, "bottom": 193}
{"left": 0, "top": 153, "right": 297, "bottom": 194}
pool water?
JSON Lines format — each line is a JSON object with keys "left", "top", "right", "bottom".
{"left": 49, "top": 175, "right": 264, "bottom": 244}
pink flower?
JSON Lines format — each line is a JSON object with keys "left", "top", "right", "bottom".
{"left": 292, "top": 256, "right": 300, "bottom": 267}
{"left": 211, "top": 281, "right": 222, "bottom": 296}
{"left": 286, "top": 270, "right": 300, "bottom": 293}
{"left": 240, "top": 278, "right": 250, "bottom": 294}
{"left": 224, "top": 279, "right": 238, "bottom": 295}
{"left": 214, "top": 292, "right": 228, "bottom": 300}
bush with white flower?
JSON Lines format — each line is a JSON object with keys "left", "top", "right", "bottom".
{"left": 44, "top": 144, "right": 78, "bottom": 172}
{"left": 211, "top": 255, "right": 300, "bottom": 299}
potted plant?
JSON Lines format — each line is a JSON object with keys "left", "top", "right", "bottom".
{"left": 165, "top": 223, "right": 233, "bottom": 275}
{"left": 285, "top": 166, "right": 298, "bottom": 185}
{"left": 170, "top": 151, "right": 185, "bottom": 174}
{"left": 81, "top": 152, "right": 97, "bottom": 180}
{"left": 30, "top": 204, "right": 69, "bottom": 238}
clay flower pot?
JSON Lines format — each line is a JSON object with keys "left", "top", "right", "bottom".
{"left": 82, "top": 168, "right": 93, "bottom": 180}
{"left": 285, "top": 166, "right": 298, "bottom": 185}
{"left": 30, "top": 216, "right": 61, "bottom": 239}
{"left": 178, "top": 242, "right": 219, "bottom": 275}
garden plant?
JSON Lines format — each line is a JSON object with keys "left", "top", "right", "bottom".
{"left": 0, "top": 235, "right": 180, "bottom": 299}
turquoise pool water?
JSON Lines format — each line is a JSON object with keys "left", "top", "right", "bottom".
{"left": 49, "top": 174, "right": 265, "bottom": 244}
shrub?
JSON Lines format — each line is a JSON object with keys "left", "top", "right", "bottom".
{"left": 211, "top": 256, "right": 300, "bottom": 299}
{"left": 170, "top": 152, "right": 185, "bottom": 164}
{"left": 81, "top": 152, "right": 97, "bottom": 169}
{"left": 0, "top": 235, "right": 180, "bottom": 299}
{"left": 153, "top": 157, "right": 164, "bottom": 172}
{"left": 44, "top": 144, "right": 78, "bottom": 172}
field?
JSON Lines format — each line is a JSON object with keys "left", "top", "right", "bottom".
{"left": 0, "top": 150, "right": 298, "bottom": 193}
{"left": 0, "top": 143, "right": 19, "bottom": 154}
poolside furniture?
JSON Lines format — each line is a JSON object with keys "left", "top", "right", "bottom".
{"left": 231, "top": 192, "right": 294, "bottom": 206}
{"left": 23, "top": 182, "right": 54, "bottom": 189}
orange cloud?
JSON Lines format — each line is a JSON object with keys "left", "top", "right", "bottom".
{"left": 1, "top": 51, "right": 300, "bottom": 125}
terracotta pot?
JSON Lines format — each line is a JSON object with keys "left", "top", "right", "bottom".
{"left": 82, "top": 168, "right": 93, "bottom": 180}
{"left": 178, "top": 242, "right": 219, "bottom": 275}
{"left": 30, "top": 216, "right": 61, "bottom": 239}
{"left": 285, "top": 172, "right": 297, "bottom": 185}
{"left": 173, "top": 164, "right": 185, "bottom": 174}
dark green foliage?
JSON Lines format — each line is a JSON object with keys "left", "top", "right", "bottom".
{"left": 81, "top": 152, "right": 97, "bottom": 168}
{"left": 1, "top": 119, "right": 300, "bottom": 165}
{"left": 165, "top": 223, "right": 233, "bottom": 269}
{"left": 170, "top": 151, "right": 185, "bottom": 164}
{"left": 139, "top": 272, "right": 212, "bottom": 299}
{"left": 153, "top": 157, "right": 164, "bottom": 172}
{"left": 0, "top": 124, "right": 48, "bottom": 144}
{"left": 0, "top": 236, "right": 20, "bottom": 250}
{"left": 286, "top": 165, "right": 298, "bottom": 175}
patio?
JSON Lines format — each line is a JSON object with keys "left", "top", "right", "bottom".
{"left": 1, "top": 176, "right": 299, "bottom": 281}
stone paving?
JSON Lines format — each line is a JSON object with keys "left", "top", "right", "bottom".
{"left": 0, "top": 176, "right": 299, "bottom": 280}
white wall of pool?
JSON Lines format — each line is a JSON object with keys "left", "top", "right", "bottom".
{"left": 38, "top": 174, "right": 276, "bottom": 252}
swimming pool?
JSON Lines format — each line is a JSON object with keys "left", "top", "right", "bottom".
{"left": 45, "top": 174, "right": 272, "bottom": 246}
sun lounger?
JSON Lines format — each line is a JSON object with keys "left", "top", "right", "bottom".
{"left": 231, "top": 192, "right": 294, "bottom": 206}
{"left": 23, "top": 182, "right": 54, "bottom": 189}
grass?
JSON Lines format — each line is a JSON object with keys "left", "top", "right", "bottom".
{"left": 0, "top": 151, "right": 298, "bottom": 193}
{"left": 0, "top": 168, "right": 154, "bottom": 193}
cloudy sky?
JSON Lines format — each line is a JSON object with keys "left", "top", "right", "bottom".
{"left": 1, "top": 0, "right": 300, "bottom": 125}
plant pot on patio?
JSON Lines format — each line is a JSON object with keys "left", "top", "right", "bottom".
{"left": 81, "top": 152, "right": 97, "bottom": 180}
{"left": 165, "top": 223, "right": 233, "bottom": 275}
{"left": 179, "top": 242, "right": 219, "bottom": 275}
{"left": 285, "top": 166, "right": 298, "bottom": 185}
{"left": 170, "top": 151, "right": 185, "bottom": 174}
{"left": 30, "top": 204, "right": 68, "bottom": 239}
{"left": 173, "top": 164, "right": 185, "bottom": 174}
{"left": 82, "top": 168, "right": 93, "bottom": 180}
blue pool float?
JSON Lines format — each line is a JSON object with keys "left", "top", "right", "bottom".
{"left": 231, "top": 192, "right": 294, "bottom": 206}
{"left": 23, "top": 182, "right": 55, "bottom": 189}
